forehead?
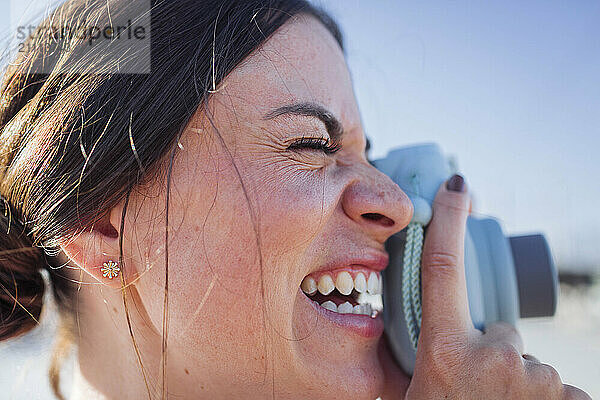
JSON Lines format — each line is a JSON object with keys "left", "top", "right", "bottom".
{"left": 211, "top": 15, "right": 359, "bottom": 128}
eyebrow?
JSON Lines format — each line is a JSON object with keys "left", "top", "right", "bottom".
{"left": 263, "top": 102, "right": 344, "bottom": 142}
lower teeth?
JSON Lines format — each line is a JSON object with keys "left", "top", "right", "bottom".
{"left": 315, "top": 299, "right": 380, "bottom": 318}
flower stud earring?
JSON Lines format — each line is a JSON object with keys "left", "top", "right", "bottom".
{"left": 100, "top": 260, "right": 120, "bottom": 279}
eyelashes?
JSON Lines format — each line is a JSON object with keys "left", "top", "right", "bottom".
{"left": 287, "top": 136, "right": 341, "bottom": 155}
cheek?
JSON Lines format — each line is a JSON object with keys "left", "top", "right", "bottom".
{"left": 130, "top": 158, "right": 271, "bottom": 378}
{"left": 167, "top": 177, "right": 266, "bottom": 346}
{"left": 252, "top": 165, "right": 335, "bottom": 258}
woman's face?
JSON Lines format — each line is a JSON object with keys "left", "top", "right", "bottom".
{"left": 126, "top": 15, "right": 412, "bottom": 399}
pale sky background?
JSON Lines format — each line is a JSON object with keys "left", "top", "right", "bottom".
{"left": 2, "top": 0, "right": 599, "bottom": 273}
{"left": 314, "top": 0, "right": 600, "bottom": 274}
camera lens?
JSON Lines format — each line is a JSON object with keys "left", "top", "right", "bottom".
{"left": 510, "top": 234, "right": 559, "bottom": 318}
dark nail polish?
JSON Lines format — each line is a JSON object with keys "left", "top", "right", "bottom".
{"left": 446, "top": 174, "right": 465, "bottom": 192}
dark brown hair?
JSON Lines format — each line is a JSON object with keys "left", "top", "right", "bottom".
{"left": 0, "top": 0, "right": 343, "bottom": 398}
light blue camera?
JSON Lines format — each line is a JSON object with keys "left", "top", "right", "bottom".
{"left": 373, "top": 143, "right": 559, "bottom": 375}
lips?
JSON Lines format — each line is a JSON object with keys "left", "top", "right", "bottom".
{"left": 297, "top": 251, "right": 388, "bottom": 337}
{"left": 315, "top": 251, "right": 390, "bottom": 274}
{"left": 300, "top": 288, "right": 385, "bottom": 338}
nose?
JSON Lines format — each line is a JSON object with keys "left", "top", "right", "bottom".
{"left": 341, "top": 165, "right": 413, "bottom": 243}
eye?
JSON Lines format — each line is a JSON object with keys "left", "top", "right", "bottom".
{"left": 288, "top": 136, "right": 341, "bottom": 155}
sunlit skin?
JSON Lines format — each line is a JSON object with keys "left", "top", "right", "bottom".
{"left": 59, "top": 14, "right": 590, "bottom": 400}
{"left": 61, "top": 14, "right": 412, "bottom": 399}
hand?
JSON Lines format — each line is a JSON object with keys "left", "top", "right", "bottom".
{"left": 402, "top": 175, "right": 591, "bottom": 399}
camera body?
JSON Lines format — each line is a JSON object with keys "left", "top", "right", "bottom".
{"left": 373, "top": 143, "right": 559, "bottom": 375}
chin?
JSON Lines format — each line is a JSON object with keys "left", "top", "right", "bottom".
{"left": 287, "top": 357, "right": 384, "bottom": 400}
{"left": 329, "top": 355, "right": 385, "bottom": 399}
{"left": 287, "top": 289, "right": 388, "bottom": 399}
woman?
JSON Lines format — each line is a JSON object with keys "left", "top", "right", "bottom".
{"left": 0, "top": 1, "right": 590, "bottom": 399}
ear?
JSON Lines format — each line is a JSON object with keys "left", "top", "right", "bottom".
{"left": 58, "top": 199, "right": 134, "bottom": 289}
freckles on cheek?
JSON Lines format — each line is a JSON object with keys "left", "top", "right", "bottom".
{"left": 257, "top": 170, "right": 331, "bottom": 250}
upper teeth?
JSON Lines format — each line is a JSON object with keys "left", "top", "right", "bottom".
{"left": 335, "top": 271, "right": 353, "bottom": 295}
{"left": 367, "top": 272, "right": 379, "bottom": 295}
{"left": 300, "top": 276, "right": 318, "bottom": 295}
{"left": 354, "top": 273, "right": 367, "bottom": 293}
{"left": 317, "top": 275, "right": 335, "bottom": 295}
{"left": 301, "top": 271, "right": 382, "bottom": 296}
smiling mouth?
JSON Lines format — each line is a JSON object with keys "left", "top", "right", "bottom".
{"left": 300, "top": 269, "right": 383, "bottom": 318}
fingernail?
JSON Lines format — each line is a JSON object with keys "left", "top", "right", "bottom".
{"left": 446, "top": 174, "right": 465, "bottom": 192}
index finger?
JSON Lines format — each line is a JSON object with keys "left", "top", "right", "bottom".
{"left": 419, "top": 175, "right": 473, "bottom": 342}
